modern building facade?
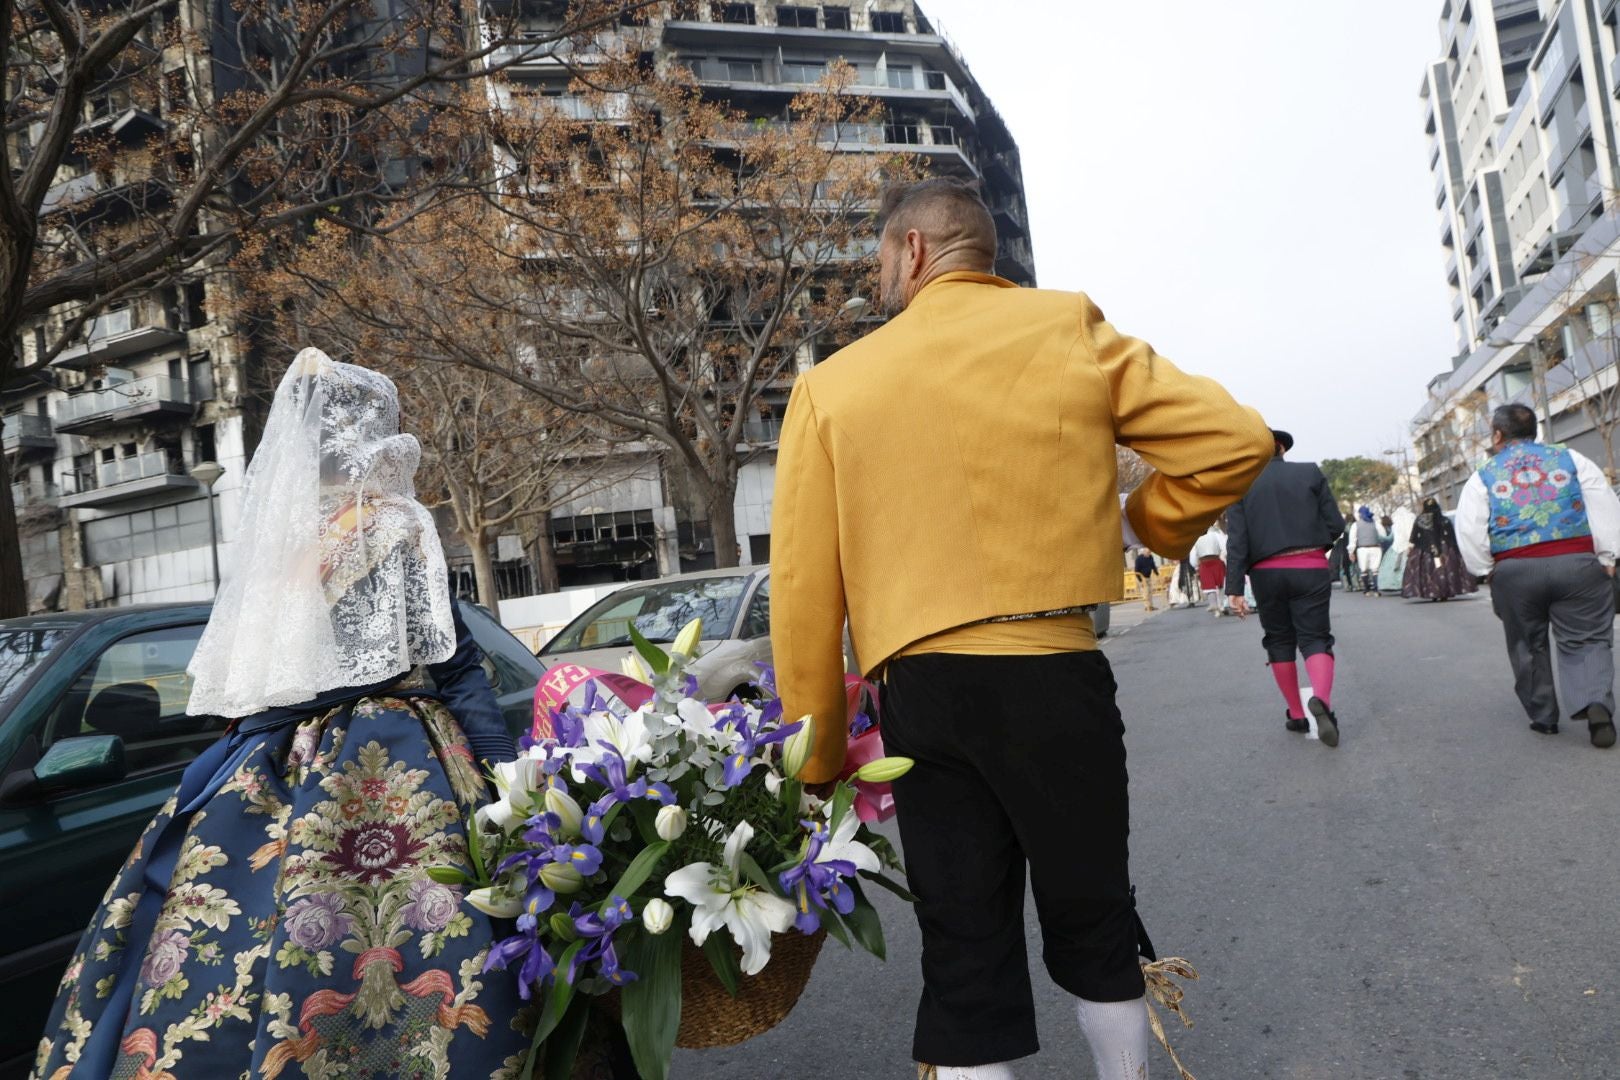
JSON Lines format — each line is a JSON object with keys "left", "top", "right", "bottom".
{"left": 1415, "top": 0, "right": 1620, "bottom": 504}
{"left": 486, "top": 0, "right": 1036, "bottom": 587}
{"left": 3, "top": 3, "right": 256, "bottom": 613}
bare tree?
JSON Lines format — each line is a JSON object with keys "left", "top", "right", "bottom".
{"left": 0, "top": 0, "right": 653, "bottom": 615}
{"left": 275, "top": 49, "right": 919, "bottom": 568}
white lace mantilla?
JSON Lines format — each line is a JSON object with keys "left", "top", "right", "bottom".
{"left": 187, "top": 349, "right": 455, "bottom": 718}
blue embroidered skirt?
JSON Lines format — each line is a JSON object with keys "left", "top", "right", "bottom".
{"left": 30, "top": 693, "right": 530, "bottom": 1079}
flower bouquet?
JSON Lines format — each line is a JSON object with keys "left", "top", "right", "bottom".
{"left": 434, "top": 619, "right": 914, "bottom": 1080}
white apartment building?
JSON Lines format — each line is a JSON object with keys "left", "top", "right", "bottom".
{"left": 1415, "top": 0, "right": 1620, "bottom": 504}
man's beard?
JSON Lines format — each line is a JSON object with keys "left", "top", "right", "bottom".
{"left": 879, "top": 262, "right": 904, "bottom": 317}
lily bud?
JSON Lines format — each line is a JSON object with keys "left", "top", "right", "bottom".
{"left": 539, "top": 862, "right": 585, "bottom": 894}
{"left": 642, "top": 898, "right": 674, "bottom": 935}
{"left": 549, "top": 912, "right": 578, "bottom": 941}
{"left": 544, "top": 788, "right": 584, "bottom": 837}
{"left": 672, "top": 617, "right": 703, "bottom": 659}
{"left": 621, "top": 653, "right": 652, "bottom": 682}
{"left": 781, "top": 715, "right": 815, "bottom": 779}
{"left": 655, "top": 804, "right": 688, "bottom": 841}
{"left": 852, "top": 756, "right": 915, "bottom": 784}
{"left": 465, "top": 887, "right": 522, "bottom": 919}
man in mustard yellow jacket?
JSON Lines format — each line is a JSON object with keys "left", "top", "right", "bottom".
{"left": 770, "top": 178, "right": 1273, "bottom": 1080}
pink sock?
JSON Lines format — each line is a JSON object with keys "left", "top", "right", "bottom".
{"left": 1270, "top": 661, "right": 1306, "bottom": 719}
{"left": 1304, "top": 654, "right": 1335, "bottom": 709}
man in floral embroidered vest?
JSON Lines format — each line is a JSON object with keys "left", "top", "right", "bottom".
{"left": 1454, "top": 404, "right": 1620, "bottom": 748}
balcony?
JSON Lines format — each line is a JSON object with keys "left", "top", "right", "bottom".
{"left": 10, "top": 480, "right": 60, "bottom": 510}
{"left": 65, "top": 108, "right": 165, "bottom": 161}
{"left": 2, "top": 413, "right": 55, "bottom": 453}
{"left": 740, "top": 418, "right": 783, "bottom": 444}
{"left": 58, "top": 451, "right": 198, "bottom": 509}
{"left": 678, "top": 57, "right": 976, "bottom": 122}
{"left": 41, "top": 171, "right": 170, "bottom": 224}
{"left": 54, "top": 376, "right": 192, "bottom": 434}
{"left": 992, "top": 198, "right": 1028, "bottom": 237}
{"left": 53, "top": 306, "right": 185, "bottom": 370}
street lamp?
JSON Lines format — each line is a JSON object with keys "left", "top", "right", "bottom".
{"left": 190, "top": 461, "right": 225, "bottom": 593}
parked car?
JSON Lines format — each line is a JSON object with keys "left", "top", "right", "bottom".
{"left": 0, "top": 600, "right": 543, "bottom": 1079}
{"left": 539, "top": 566, "right": 780, "bottom": 701}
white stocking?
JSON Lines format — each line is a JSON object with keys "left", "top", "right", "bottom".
{"left": 1076, "top": 996, "right": 1150, "bottom": 1080}
{"left": 934, "top": 1065, "right": 1016, "bottom": 1080}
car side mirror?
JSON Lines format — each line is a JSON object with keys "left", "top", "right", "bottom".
{"left": 0, "top": 735, "right": 127, "bottom": 803}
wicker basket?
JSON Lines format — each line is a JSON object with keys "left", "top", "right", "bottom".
{"left": 607, "top": 928, "right": 826, "bottom": 1050}
{"left": 674, "top": 928, "right": 826, "bottom": 1048}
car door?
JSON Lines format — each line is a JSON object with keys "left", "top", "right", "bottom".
{"left": 454, "top": 602, "right": 545, "bottom": 737}
{"left": 0, "top": 620, "right": 217, "bottom": 1073}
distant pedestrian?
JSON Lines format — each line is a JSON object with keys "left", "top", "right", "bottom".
{"left": 1192, "top": 522, "right": 1228, "bottom": 615}
{"left": 1168, "top": 557, "right": 1200, "bottom": 608}
{"left": 1134, "top": 548, "right": 1159, "bottom": 610}
{"left": 1330, "top": 530, "right": 1354, "bottom": 590}
{"left": 1454, "top": 404, "right": 1620, "bottom": 747}
{"left": 1352, "top": 507, "right": 1386, "bottom": 594}
{"left": 1226, "top": 430, "right": 1348, "bottom": 745}
{"left": 1401, "top": 497, "right": 1477, "bottom": 601}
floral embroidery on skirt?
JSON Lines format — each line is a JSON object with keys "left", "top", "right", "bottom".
{"left": 30, "top": 695, "right": 532, "bottom": 1080}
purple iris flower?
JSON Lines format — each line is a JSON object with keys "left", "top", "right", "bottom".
{"left": 717, "top": 713, "right": 803, "bottom": 789}
{"left": 567, "top": 897, "right": 638, "bottom": 986}
{"left": 849, "top": 709, "right": 874, "bottom": 737}
{"left": 485, "top": 924, "right": 557, "bottom": 1000}
{"left": 578, "top": 746, "right": 675, "bottom": 843}
{"left": 545, "top": 842, "right": 604, "bottom": 877}
{"left": 778, "top": 820, "right": 859, "bottom": 934}
{"left": 751, "top": 662, "right": 779, "bottom": 696}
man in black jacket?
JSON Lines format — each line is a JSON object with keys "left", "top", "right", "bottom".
{"left": 1226, "top": 431, "right": 1348, "bottom": 746}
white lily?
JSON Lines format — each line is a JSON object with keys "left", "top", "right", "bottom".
{"left": 477, "top": 757, "right": 544, "bottom": 835}
{"left": 819, "top": 808, "right": 881, "bottom": 876}
{"left": 663, "top": 821, "right": 795, "bottom": 976}
{"left": 671, "top": 617, "right": 703, "bottom": 659}
{"left": 655, "top": 804, "right": 688, "bottom": 841}
{"left": 465, "top": 886, "right": 523, "bottom": 919}
{"left": 780, "top": 715, "right": 815, "bottom": 779}
{"left": 642, "top": 898, "right": 674, "bottom": 935}
{"left": 621, "top": 652, "right": 652, "bottom": 683}
{"left": 544, "top": 788, "right": 584, "bottom": 837}
{"left": 568, "top": 708, "right": 658, "bottom": 783}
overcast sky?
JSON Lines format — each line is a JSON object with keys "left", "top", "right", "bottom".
{"left": 916, "top": 0, "right": 1458, "bottom": 463}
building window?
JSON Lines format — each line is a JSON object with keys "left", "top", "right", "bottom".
{"left": 781, "top": 58, "right": 826, "bottom": 83}
{"left": 776, "top": 5, "right": 815, "bottom": 27}
{"left": 82, "top": 500, "right": 212, "bottom": 565}
{"left": 723, "top": 56, "right": 764, "bottom": 81}
{"left": 871, "top": 11, "right": 905, "bottom": 32}
{"left": 189, "top": 355, "right": 215, "bottom": 403}
{"left": 721, "top": 3, "right": 756, "bottom": 24}
{"left": 824, "top": 6, "right": 849, "bottom": 29}
{"left": 183, "top": 281, "right": 207, "bottom": 328}
{"left": 886, "top": 65, "right": 915, "bottom": 89}
{"left": 194, "top": 422, "right": 217, "bottom": 464}
{"left": 884, "top": 120, "right": 921, "bottom": 144}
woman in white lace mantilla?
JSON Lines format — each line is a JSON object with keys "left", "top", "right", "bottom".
{"left": 31, "top": 351, "right": 531, "bottom": 1080}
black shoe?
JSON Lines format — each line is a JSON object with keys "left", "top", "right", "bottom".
{"left": 1285, "top": 713, "right": 1309, "bottom": 733}
{"left": 1588, "top": 705, "right": 1616, "bottom": 749}
{"left": 1308, "top": 696, "right": 1339, "bottom": 747}
{"left": 1529, "top": 721, "right": 1559, "bottom": 735}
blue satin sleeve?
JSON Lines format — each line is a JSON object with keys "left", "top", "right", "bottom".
{"left": 431, "top": 605, "right": 517, "bottom": 766}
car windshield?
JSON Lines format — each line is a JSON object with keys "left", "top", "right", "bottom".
{"left": 542, "top": 576, "right": 752, "bottom": 655}
{"left": 0, "top": 626, "right": 70, "bottom": 714}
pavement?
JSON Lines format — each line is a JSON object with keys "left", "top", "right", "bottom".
{"left": 672, "top": 587, "right": 1620, "bottom": 1079}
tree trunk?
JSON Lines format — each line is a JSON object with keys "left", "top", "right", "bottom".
{"left": 0, "top": 451, "right": 24, "bottom": 618}
{"left": 708, "top": 482, "right": 740, "bottom": 570}
{"left": 468, "top": 529, "right": 498, "bottom": 610}
{"left": 531, "top": 527, "right": 561, "bottom": 594}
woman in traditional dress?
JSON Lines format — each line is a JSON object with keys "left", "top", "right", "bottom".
{"left": 31, "top": 352, "right": 530, "bottom": 1079}
{"left": 1376, "top": 507, "right": 1416, "bottom": 594}
{"left": 1402, "top": 497, "right": 1479, "bottom": 601}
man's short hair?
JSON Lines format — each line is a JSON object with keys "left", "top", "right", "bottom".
{"left": 877, "top": 178, "right": 997, "bottom": 256}
{"left": 1492, "top": 404, "right": 1538, "bottom": 441}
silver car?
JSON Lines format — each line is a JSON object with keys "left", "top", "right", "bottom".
{"left": 538, "top": 567, "right": 781, "bottom": 702}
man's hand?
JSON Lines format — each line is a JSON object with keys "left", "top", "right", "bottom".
{"left": 1229, "top": 596, "right": 1250, "bottom": 619}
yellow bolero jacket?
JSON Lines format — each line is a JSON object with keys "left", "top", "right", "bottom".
{"left": 769, "top": 271, "right": 1274, "bottom": 782}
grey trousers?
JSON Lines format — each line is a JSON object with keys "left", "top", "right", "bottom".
{"left": 1490, "top": 553, "right": 1617, "bottom": 726}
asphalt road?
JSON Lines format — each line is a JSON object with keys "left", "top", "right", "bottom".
{"left": 672, "top": 588, "right": 1620, "bottom": 1079}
